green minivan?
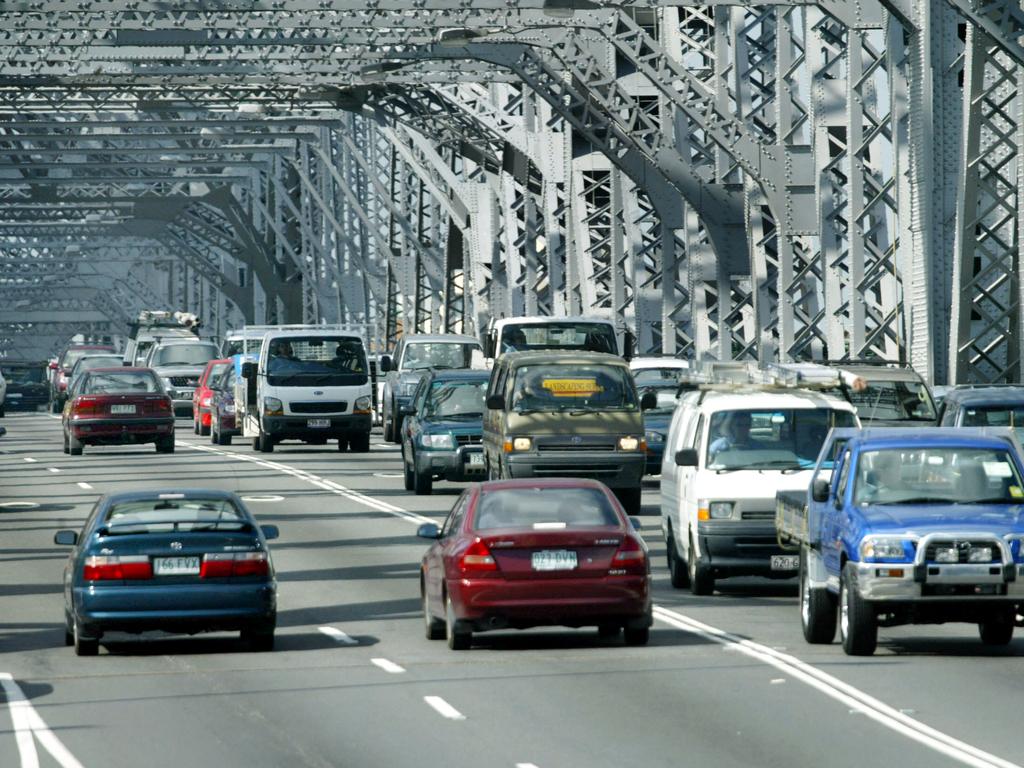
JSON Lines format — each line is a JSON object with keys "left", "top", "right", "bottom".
{"left": 483, "top": 351, "right": 655, "bottom": 514}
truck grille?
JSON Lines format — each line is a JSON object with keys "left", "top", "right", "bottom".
{"left": 924, "top": 540, "right": 1001, "bottom": 563}
{"left": 537, "top": 441, "right": 617, "bottom": 452}
{"left": 169, "top": 376, "right": 198, "bottom": 387}
{"left": 455, "top": 434, "right": 482, "bottom": 446}
{"left": 533, "top": 465, "right": 618, "bottom": 477}
{"left": 290, "top": 401, "right": 347, "bottom": 414}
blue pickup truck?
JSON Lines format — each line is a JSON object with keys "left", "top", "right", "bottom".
{"left": 776, "top": 428, "right": 1024, "bottom": 655}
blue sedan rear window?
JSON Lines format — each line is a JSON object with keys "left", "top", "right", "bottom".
{"left": 103, "top": 498, "right": 248, "bottom": 533}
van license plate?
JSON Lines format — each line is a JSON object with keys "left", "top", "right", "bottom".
{"left": 154, "top": 557, "right": 200, "bottom": 576}
{"left": 307, "top": 419, "right": 330, "bottom": 428}
{"left": 771, "top": 555, "right": 799, "bottom": 571}
{"left": 532, "top": 550, "right": 577, "bottom": 571}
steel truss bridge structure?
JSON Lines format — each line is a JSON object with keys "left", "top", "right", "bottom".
{"left": 1, "top": 0, "right": 1023, "bottom": 383}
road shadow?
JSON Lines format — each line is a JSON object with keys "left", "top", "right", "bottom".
{"left": 883, "top": 636, "right": 1024, "bottom": 658}
{"left": 99, "top": 630, "right": 379, "bottom": 655}
{"left": 278, "top": 562, "right": 420, "bottom": 582}
{"left": 276, "top": 597, "right": 421, "bottom": 627}
{"left": 468, "top": 626, "right": 712, "bottom": 651}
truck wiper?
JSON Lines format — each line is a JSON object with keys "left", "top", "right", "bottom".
{"left": 874, "top": 496, "right": 953, "bottom": 505}
{"left": 955, "top": 497, "right": 1016, "bottom": 505}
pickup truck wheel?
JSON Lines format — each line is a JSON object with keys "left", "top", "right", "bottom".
{"left": 979, "top": 611, "right": 1015, "bottom": 645}
{"left": 666, "top": 531, "right": 690, "bottom": 589}
{"left": 840, "top": 563, "right": 877, "bottom": 656}
{"left": 349, "top": 433, "right": 371, "bottom": 453}
{"left": 687, "top": 535, "right": 714, "bottom": 596}
{"left": 800, "top": 552, "right": 837, "bottom": 644}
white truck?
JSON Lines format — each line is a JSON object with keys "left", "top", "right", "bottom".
{"left": 659, "top": 363, "right": 861, "bottom": 595}
{"left": 482, "top": 316, "right": 634, "bottom": 362}
{"left": 238, "top": 325, "right": 373, "bottom": 453}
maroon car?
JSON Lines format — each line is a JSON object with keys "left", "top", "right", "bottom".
{"left": 50, "top": 344, "right": 116, "bottom": 413}
{"left": 62, "top": 368, "right": 175, "bottom": 455}
{"left": 418, "top": 478, "right": 652, "bottom": 650}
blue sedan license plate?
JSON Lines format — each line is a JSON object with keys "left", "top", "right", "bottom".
{"left": 154, "top": 557, "right": 200, "bottom": 576}
{"left": 532, "top": 550, "right": 577, "bottom": 571}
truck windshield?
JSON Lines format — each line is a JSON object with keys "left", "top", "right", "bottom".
{"left": 853, "top": 447, "right": 1024, "bottom": 505}
{"left": 706, "top": 408, "right": 858, "bottom": 470}
{"left": 223, "top": 339, "right": 243, "bottom": 357}
{"left": 499, "top": 322, "right": 617, "bottom": 355}
{"left": 403, "top": 342, "right": 478, "bottom": 371}
{"left": 634, "top": 367, "right": 685, "bottom": 387}
{"left": 152, "top": 343, "right": 219, "bottom": 367}
{"left": 425, "top": 379, "right": 487, "bottom": 419}
{"left": 962, "top": 405, "right": 1024, "bottom": 431}
{"left": 847, "top": 379, "right": 936, "bottom": 422}
{"left": 511, "top": 364, "right": 637, "bottom": 413}
{"left": 266, "top": 336, "right": 368, "bottom": 386}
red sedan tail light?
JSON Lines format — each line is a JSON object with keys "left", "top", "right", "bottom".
{"left": 72, "top": 396, "right": 99, "bottom": 417}
{"left": 151, "top": 396, "right": 173, "bottom": 416}
{"left": 200, "top": 551, "right": 269, "bottom": 578}
{"left": 459, "top": 539, "right": 497, "bottom": 574}
{"left": 83, "top": 555, "right": 153, "bottom": 581}
{"left": 611, "top": 536, "right": 647, "bottom": 574}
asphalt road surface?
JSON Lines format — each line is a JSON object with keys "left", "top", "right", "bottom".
{"left": 1, "top": 412, "right": 1020, "bottom": 768}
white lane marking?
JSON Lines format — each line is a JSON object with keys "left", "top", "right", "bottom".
{"left": 423, "top": 696, "right": 466, "bottom": 721}
{"left": 318, "top": 626, "right": 358, "bottom": 645}
{"left": 652, "top": 606, "right": 1019, "bottom": 768}
{"left": 185, "top": 443, "right": 435, "bottom": 525}
{"left": 23, "top": 458, "right": 36, "bottom": 463}
{"left": 0, "top": 673, "right": 85, "bottom": 768}
{"left": 241, "top": 495, "right": 285, "bottom": 502}
{"left": 370, "top": 658, "right": 406, "bottom": 674}
{"left": 76, "top": 482, "right": 93, "bottom": 490}
{"left": 47, "top": 468, "right": 60, "bottom": 473}
{"left": 516, "top": 764, "right": 540, "bottom": 768}
{"left": 0, "top": 502, "right": 39, "bottom": 510}
{"left": 46, "top": 414, "right": 61, "bottom": 420}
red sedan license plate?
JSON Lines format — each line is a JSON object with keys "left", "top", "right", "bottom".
{"left": 532, "top": 550, "right": 577, "bottom": 571}
{"left": 110, "top": 404, "right": 136, "bottom": 415}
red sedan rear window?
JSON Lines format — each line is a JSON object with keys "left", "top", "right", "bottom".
{"left": 474, "top": 487, "right": 619, "bottom": 530}
{"left": 85, "top": 372, "right": 160, "bottom": 394}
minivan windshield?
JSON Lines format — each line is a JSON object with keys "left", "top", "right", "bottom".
{"left": 424, "top": 379, "right": 487, "bottom": 419}
{"left": 499, "top": 322, "right": 617, "bottom": 355}
{"left": 847, "top": 379, "right": 937, "bottom": 422}
{"left": 151, "top": 343, "right": 219, "bottom": 367}
{"left": 403, "top": 342, "right": 478, "bottom": 371}
{"left": 706, "top": 408, "right": 858, "bottom": 471}
{"left": 511, "top": 364, "right": 637, "bottom": 413}
{"left": 265, "top": 336, "right": 368, "bottom": 387}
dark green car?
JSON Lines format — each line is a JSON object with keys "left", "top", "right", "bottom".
{"left": 401, "top": 369, "right": 490, "bottom": 495}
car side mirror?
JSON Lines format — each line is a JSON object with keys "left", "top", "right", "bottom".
{"left": 629, "top": 516, "right": 642, "bottom": 531}
{"left": 0, "top": 426, "right": 6, "bottom": 438}
{"left": 54, "top": 530, "right": 78, "bottom": 546}
{"left": 640, "top": 391, "right": 658, "bottom": 411}
{"left": 486, "top": 394, "right": 505, "bottom": 410}
{"left": 379, "top": 355, "right": 392, "bottom": 373}
{"left": 241, "top": 362, "right": 256, "bottom": 379}
{"left": 400, "top": 405, "right": 417, "bottom": 416}
{"left": 417, "top": 523, "right": 441, "bottom": 539}
{"left": 260, "top": 524, "right": 280, "bottom": 541}
{"left": 674, "top": 448, "right": 699, "bottom": 467}
{"left": 811, "top": 478, "right": 830, "bottom": 503}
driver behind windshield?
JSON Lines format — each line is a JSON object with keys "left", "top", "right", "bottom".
{"left": 709, "top": 412, "right": 764, "bottom": 460}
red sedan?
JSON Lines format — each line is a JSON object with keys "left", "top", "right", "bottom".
{"left": 62, "top": 368, "right": 175, "bottom": 455}
{"left": 419, "top": 478, "right": 652, "bottom": 650}
{"left": 192, "top": 358, "right": 232, "bottom": 436}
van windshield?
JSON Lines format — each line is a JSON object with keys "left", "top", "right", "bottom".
{"left": 265, "top": 336, "right": 368, "bottom": 387}
{"left": 847, "top": 379, "right": 936, "bottom": 422}
{"left": 511, "top": 364, "right": 637, "bottom": 413}
{"left": 499, "top": 322, "right": 617, "bottom": 355}
{"left": 403, "top": 342, "right": 478, "bottom": 371}
{"left": 706, "top": 408, "right": 858, "bottom": 471}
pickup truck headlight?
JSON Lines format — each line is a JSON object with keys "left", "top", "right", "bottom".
{"left": 354, "top": 396, "right": 372, "bottom": 414}
{"left": 263, "top": 397, "right": 283, "bottom": 416}
{"left": 420, "top": 433, "right": 455, "bottom": 450}
{"left": 934, "top": 546, "right": 958, "bottom": 563}
{"left": 860, "top": 537, "right": 912, "bottom": 562}
{"left": 644, "top": 430, "right": 664, "bottom": 445}
{"left": 618, "top": 436, "right": 643, "bottom": 451}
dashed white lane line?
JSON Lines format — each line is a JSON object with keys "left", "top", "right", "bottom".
{"left": 516, "top": 764, "right": 540, "bottom": 768}
{"left": 0, "top": 673, "right": 85, "bottom": 768}
{"left": 47, "top": 467, "right": 60, "bottom": 473}
{"left": 652, "top": 606, "right": 1018, "bottom": 768}
{"left": 423, "top": 696, "right": 466, "bottom": 721}
{"left": 23, "top": 457, "right": 36, "bottom": 463}
{"left": 318, "top": 626, "right": 358, "bottom": 645}
{"left": 76, "top": 482, "right": 93, "bottom": 490}
{"left": 370, "top": 658, "right": 405, "bottom": 674}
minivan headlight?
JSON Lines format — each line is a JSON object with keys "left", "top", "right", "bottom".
{"left": 354, "top": 396, "right": 372, "bottom": 414}
{"left": 420, "top": 433, "right": 455, "bottom": 450}
{"left": 709, "top": 501, "right": 734, "bottom": 519}
{"left": 263, "top": 397, "right": 283, "bottom": 416}
{"left": 618, "top": 436, "right": 642, "bottom": 451}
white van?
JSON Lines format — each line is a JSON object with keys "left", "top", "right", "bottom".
{"left": 239, "top": 325, "right": 373, "bottom": 453}
{"left": 660, "top": 366, "right": 860, "bottom": 595}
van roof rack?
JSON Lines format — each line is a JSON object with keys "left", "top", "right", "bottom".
{"left": 676, "top": 361, "right": 860, "bottom": 396}
{"left": 242, "top": 323, "right": 370, "bottom": 334}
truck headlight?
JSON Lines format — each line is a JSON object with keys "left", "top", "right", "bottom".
{"left": 420, "top": 433, "right": 455, "bottom": 450}
{"left": 708, "top": 501, "right": 734, "bottom": 519}
{"left": 968, "top": 547, "right": 993, "bottom": 563}
{"left": 263, "top": 397, "right": 283, "bottom": 416}
{"left": 861, "top": 537, "right": 911, "bottom": 562}
{"left": 618, "top": 436, "right": 642, "bottom": 451}
{"left": 934, "top": 546, "right": 959, "bottom": 563}
{"left": 644, "top": 430, "right": 664, "bottom": 445}
{"left": 504, "top": 436, "right": 532, "bottom": 452}
{"left": 354, "top": 396, "right": 372, "bottom": 414}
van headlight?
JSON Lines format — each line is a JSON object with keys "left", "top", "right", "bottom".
{"left": 263, "top": 397, "right": 283, "bottom": 416}
{"left": 618, "top": 436, "right": 643, "bottom": 451}
{"left": 420, "top": 433, "right": 455, "bottom": 450}
{"left": 861, "top": 537, "right": 912, "bottom": 562}
{"left": 504, "top": 436, "right": 533, "bottom": 452}
{"left": 354, "top": 396, "right": 371, "bottom": 414}
{"left": 709, "top": 501, "right": 734, "bottom": 519}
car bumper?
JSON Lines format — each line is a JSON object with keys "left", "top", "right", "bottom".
{"left": 697, "top": 521, "right": 798, "bottom": 578}
{"left": 504, "top": 452, "right": 645, "bottom": 489}
{"left": 73, "top": 583, "right": 277, "bottom": 635}
{"left": 70, "top": 417, "right": 175, "bottom": 443}
{"left": 851, "top": 560, "right": 1024, "bottom": 602}
{"left": 217, "top": 412, "right": 239, "bottom": 433}
{"left": 263, "top": 414, "right": 371, "bottom": 440}
{"left": 415, "top": 446, "right": 486, "bottom": 483}
{"left": 450, "top": 575, "right": 651, "bottom": 631}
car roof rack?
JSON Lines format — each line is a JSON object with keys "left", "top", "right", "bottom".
{"left": 675, "top": 361, "right": 863, "bottom": 402}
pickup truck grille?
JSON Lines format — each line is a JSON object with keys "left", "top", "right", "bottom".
{"left": 455, "top": 434, "right": 482, "bottom": 446}
{"left": 169, "top": 376, "right": 199, "bottom": 387}
{"left": 924, "top": 540, "right": 1001, "bottom": 563}
{"left": 290, "top": 401, "right": 347, "bottom": 414}
{"left": 740, "top": 510, "right": 775, "bottom": 521}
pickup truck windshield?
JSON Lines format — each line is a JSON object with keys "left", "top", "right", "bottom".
{"left": 403, "top": 342, "right": 477, "bottom": 371}
{"left": 511, "top": 364, "right": 637, "bottom": 413}
{"left": 425, "top": 380, "right": 487, "bottom": 419}
{"left": 707, "top": 408, "right": 857, "bottom": 470}
{"left": 266, "top": 336, "right": 368, "bottom": 387}
{"left": 634, "top": 367, "right": 685, "bottom": 387}
{"left": 853, "top": 447, "right": 1024, "bottom": 505}
{"left": 499, "top": 322, "right": 617, "bottom": 355}
{"left": 152, "top": 343, "right": 219, "bottom": 367}
{"left": 847, "top": 379, "right": 936, "bottom": 422}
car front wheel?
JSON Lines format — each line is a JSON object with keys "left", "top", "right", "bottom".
{"left": 839, "top": 562, "right": 877, "bottom": 656}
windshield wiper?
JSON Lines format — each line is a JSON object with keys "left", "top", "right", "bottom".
{"left": 955, "top": 497, "right": 1018, "bottom": 505}
{"left": 434, "top": 412, "right": 483, "bottom": 419}
{"left": 874, "top": 496, "right": 955, "bottom": 505}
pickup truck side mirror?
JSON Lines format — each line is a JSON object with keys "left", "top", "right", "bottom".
{"left": 640, "top": 391, "right": 658, "bottom": 411}
{"left": 811, "top": 478, "right": 830, "bottom": 503}
{"left": 241, "top": 362, "right": 256, "bottom": 379}
{"left": 623, "top": 330, "right": 636, "bottom": 362}
{"left": 379, "top": 355, "right": 392, "bottom": 374}
{"left": 486, "top": 394, "right": 505, "bottom": 410}
{"left": 674, "top": 448, "right": 699, "bottom": 467}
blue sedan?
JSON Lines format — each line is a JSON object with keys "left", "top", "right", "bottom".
{"left": 55, "top": 489, "right": 279, "bottom": 655}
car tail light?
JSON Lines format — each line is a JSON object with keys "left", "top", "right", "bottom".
{"left": 611, "top": 536, "right": 647, "bottom": 573}
{"left": 459, "top": 539, "right": 497, "bottom": 573}
{"left": 200, "top": 551, "right": 269, "bottom": 578}
{"left": 83, "top": 555, "right": 153, "bottom": 581}
{"left": 152, "top": 396, "right": 173, "bottom": 415}
{"left": 73, "top": 396, "right": 99, "bottom": 417}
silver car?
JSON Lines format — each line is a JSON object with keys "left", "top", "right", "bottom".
{"left": 145, "top": 339, "right": 221, "bottom": 417}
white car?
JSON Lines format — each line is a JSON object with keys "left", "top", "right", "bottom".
{"left": 629, "top": 356, "right": 689, "bottom": 387}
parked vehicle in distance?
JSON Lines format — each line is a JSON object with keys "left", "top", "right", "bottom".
{"left": 401, "top": 369, "right": 489, "bottom": 495}
{"left": 483, "top": 316, "right": 633, "bottom": 361}
{"left": 0, "top": 361, "right": 48, "bottom": 412}
{"left": 123, "top": 310, "right": 200, "bottom": 367}
{"left": 936, "top": 385, "right": 1024, "bottom": 440}
{"left": 777, "top": 428, "right": 1024, "bottom": 656}
{"left": 62, "top": 368, "right": 175, "bottom": 455}
{"left": 380, "top": 333, "right": 482, "bottom": 443}
{"left": 65, "top": 353, "right": 125, "bottom": 406}
{"left": 630, "top": 356, "right": 689, "bottom": 387}
{"left": 210, "top": 358, "right": 243, "bottom": 446}
{"left": 660, "top": 363, "right": 860, "bottom": 595}
{"left": 239, "top": 325, "right": 373, "bottom": 453}
{"left": 145, "top": 339, "right": 220, "bottom": 417}
{"left": 483, "top": 351, "right": 655, "bottom": 514}
{"left": 54, "top": 489, "right": 279, "bottom": 655}
{"left": 636, "top": 380, "right": 679, "bottom": 475}
{"left": 50, "top": 344, "right": 117, "bottom": 413}
{"left": 193, "top": 358, "right": 232, "bottom": 436}
{"left": 418, "top": 478, "right": 651, "bottom": 650}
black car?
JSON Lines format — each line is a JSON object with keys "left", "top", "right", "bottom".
{"left": 0, "top": 361, "right": 49, "bottom": 411}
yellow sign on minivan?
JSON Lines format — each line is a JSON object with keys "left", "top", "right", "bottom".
{"left": 541, "top": 378, "right": 604, "bottom": 397}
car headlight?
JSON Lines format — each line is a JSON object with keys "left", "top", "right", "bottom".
{"left": 618, "top": 436, "right": 643, "bottom": 451}
{"left": 645, "top": 430, "right": 664, "bottom": 444}
{"left": 420, "top": 433, "right": 456, "bottom": 449}
{"left": 861, "top": 537, "right": 912, "bottom": 562}
{"left": 263, "top": 396, "right": 283, "bottom": 416}
{"left": 709, "top": 501, "right": 734, "bottom": 519}
{"left": 354, "top": 395, "right": 372, "bottom": 414}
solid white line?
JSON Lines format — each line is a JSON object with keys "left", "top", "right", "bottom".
{"left": 318, "top": 626, "right": 358, "bottom": 645}
{"left": 23, "top": 457, "right": 36, "bottom": 463}
{"left": 652, "top": 606, "right": 1019, "bottom": 768}
{"left": 423, "top": 696, "right": 466, "bottom": 721}
{"left": 76, "top": 482, "right": 93, "bottom": 490}
{"left": 47, "top": 468, "right": 60, "bottom": 473}
{"left": 46, "top": 414, "right": 61, "bottom": 420}
{"left": 0, "top": 673, "right": 85, "bottom": 768}
{"left": 370, "top": 658, "right": 406, "bottom": 674}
